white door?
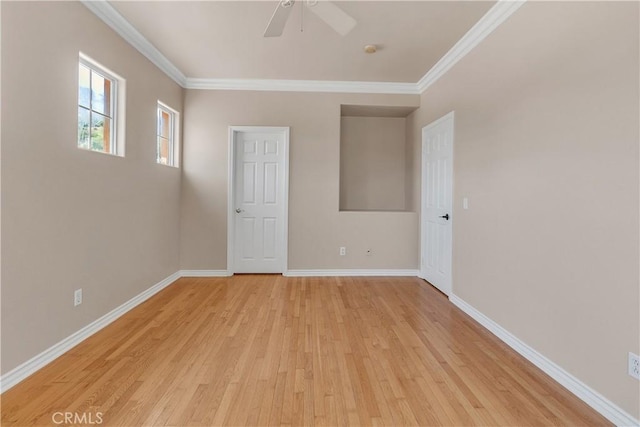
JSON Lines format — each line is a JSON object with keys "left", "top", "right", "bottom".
{"left": 420, "top": 112, "right": 454, "bottom": 295}
{"left": 230, "top": 127, "right": 289, "bottom": 273}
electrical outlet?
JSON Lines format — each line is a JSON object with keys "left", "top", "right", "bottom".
{"left": 74, "top": 289, "right": 82, "bottom": 307}
{"left": 629, "top": 352, "right": 640, "bottom": 380}
{"left": 339, "top": 247, "right": 346, "bottom": 256}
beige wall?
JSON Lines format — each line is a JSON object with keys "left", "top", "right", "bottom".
{"left": 408, "top": 1, "right": 639, "bottom": 417}
{"left": 180, "top": 91, "right": 419, "bottom": 270}
{"left": 340, "top": 116, "right": 407, "bottom": 211}
{"left": 1, "top": 2, "right": 183, "bottom": 373}
{"left": 3, "top": 1, "right": 638, "bottom": 420}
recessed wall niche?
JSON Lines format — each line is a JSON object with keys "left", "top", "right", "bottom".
{"left": 339, "top": 104, "right": 417, "bottom": 212}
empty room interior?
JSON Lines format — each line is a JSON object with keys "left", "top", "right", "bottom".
{"left": 1, "top": 0, "right": 639, "bottom": 426}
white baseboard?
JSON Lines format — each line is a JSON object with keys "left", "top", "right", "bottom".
{"left": 284, "top": 269, "right": 419, "bottom": 277}
{"left": 11, "top": 272, "right": 632, "bottom": 426}
{"left": 179, "top": 270, "right": 232, "bottom": 277}
{"left": 449, "top": 294, "right": 640, "bottom": 427}
{"left": 1, "top": 269, "right": 414, "bottom": 394}
{"left": 0, "top": 271, "right": 181, "bottom": 393}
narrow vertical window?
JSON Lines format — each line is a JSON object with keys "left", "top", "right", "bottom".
{"left": 157, "top": 102, "right": 180, "bottom": 167}
{"left": 77, "top": 54, "right": 124, "bottom": 155}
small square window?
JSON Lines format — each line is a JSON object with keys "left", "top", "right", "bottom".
{"left": 78, "top": 53, "right": 125, "bottom": 156}
{"left": 157, "top": 102, "right": 180, "bottom": 167}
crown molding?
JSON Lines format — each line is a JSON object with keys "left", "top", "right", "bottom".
{"left": 80, "top": 0, "right": 187, "bottom": 87}
{"left": 82, "top": 0, "right": 525, "bottom": 95}
{"left": 185, "top": 78, "right": 419, "bottom": 95}
{"left": 416, "top": 0, "right": 526, "bottom": 93}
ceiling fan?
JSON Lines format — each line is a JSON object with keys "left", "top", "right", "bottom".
{"left": 264, "top": 0, "right": 356, "bottom": 38}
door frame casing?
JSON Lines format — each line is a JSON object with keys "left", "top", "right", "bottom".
{"left": 227, "top": 126, "right": 290, "bottom": 274}
{"left": 419, "top": 111, "right": 454, "bottom": 295}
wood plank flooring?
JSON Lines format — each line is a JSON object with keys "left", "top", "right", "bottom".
{"left": 1, "top": 276, "right": 610, "bottom": 426}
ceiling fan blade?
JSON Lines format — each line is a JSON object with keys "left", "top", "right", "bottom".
{"left": 306, "top": 1, "right": 356, "bottom": 36}
{"left": 264, "top": 1, "right": 294, "bottom": 37}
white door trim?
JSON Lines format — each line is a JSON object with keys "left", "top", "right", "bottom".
{"left": 420, "top": 111, "right": 454, "bottom": 294}
{"left": 421, "top": 111, "right": 455, "bottom": 135}
{"left": 227, "top": 126, "right": 290, "bottom": 274}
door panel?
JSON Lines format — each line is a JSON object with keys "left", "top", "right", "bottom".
{"left": 243, "top": 162, "right": 257, "bottom": 204}
{"left": 232, "top": 129, "right": 288, "bottom": 273}
{"left": 264, "top": 139, "right": 278, "bottom": 154}
{"left": 241, "top": 217, "right": 256, "bottom": 260}
{"left": 263, "top": 217, "right": 277, "bottom": 259}
{"left": 263, "top": 163, "right": 278, "bottom": 204}
{"left": 421, "top": 113, "right": 453, "bottom": 295}
{"left": 244, "top": 140, "right": 257, "bottom": 154}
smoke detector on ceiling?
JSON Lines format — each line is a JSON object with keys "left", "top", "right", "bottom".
{"left": 364, "top": 44, "right": 377, "bottom": 54}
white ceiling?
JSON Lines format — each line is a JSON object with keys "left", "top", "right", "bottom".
{"left": 110, "top": 1, "right": 495, "bottom": 83}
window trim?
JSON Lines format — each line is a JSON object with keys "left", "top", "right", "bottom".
{"left": 78, "top": 52, "right": 126, "bottom": 156}
{"left": 156, "top": 101, "right": 180, "bottom": 168}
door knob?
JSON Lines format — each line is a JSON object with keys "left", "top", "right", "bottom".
{"left": 439, "top": 213, "right": 450, "bottom": 220}
{"left": 235, "top": 208, "right": 244, "bottom": 213}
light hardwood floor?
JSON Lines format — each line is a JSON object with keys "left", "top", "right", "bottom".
{"left": 2, "top": 276, "right": 610, "bottom": 426}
